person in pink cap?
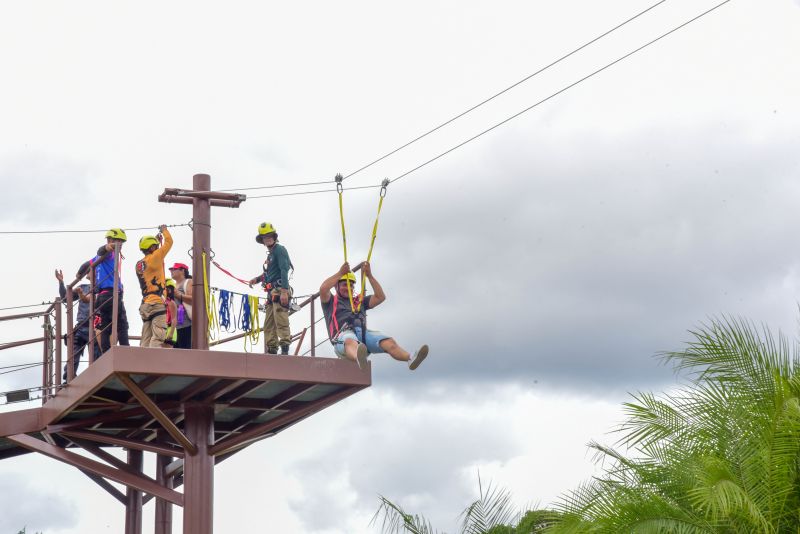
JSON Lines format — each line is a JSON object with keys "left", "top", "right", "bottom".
{"left": 168, "top": 262, "right": 193, "bottom": 349}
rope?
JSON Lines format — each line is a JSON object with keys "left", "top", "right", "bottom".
{"left": 240, "top": 295, "right": 261, "bottom": 352}
{"left": 218, "top": 290, "right": 235, "bottom": 332}
{"left": 212, "top": 260, "right": 253, "bottom": 287}
{"left": 202, "top": 251, "right": 220, "bottom": 341}
{"left": 357, "top": 180, "right": 389, "bottom": 312}
{"left": 0, "top": 222, "right": 191, "bottom": 235}
{"left": 335, "top": 174, "right": 356, "bottom": 313}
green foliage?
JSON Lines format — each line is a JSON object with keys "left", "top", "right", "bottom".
{"left": 549, "top": 316, "right": 800, "bottom": 533}
{"left": 373, "top": 477, "right": 557, "bottom": 534}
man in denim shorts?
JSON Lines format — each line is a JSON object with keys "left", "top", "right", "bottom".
{"left": 319, "top": 261, "right": 428, "bottom": 371}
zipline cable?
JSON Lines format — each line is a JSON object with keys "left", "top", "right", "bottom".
{"left": 245, "top": 0, "right": 733, "bottom": 199}
{"left": 0, "top": 222, "right": 192, "bottom": 236}
{"left": 339, "top": 0, "right": 670, "bottom": 183}
{"left": 215, "top": 0, "right": 669, "bottom": 194}
{"left": 390, "top": 0, "right": 732, "bottom": 184}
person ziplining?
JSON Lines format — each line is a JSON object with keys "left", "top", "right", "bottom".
{"left": 321, "top": 174, "right": 429, "bottom": 370}
{"left": 319, "top": 262, "right": 428, "bottom": 370}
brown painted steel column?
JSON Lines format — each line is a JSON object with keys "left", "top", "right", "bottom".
{"left": 55, "top": 299, "right": 62, "bottom": 387}
{"left": 183, "top": 403, "right": 214, "bottom": 534}
{"left": 66, "top": 286, "right": 75, "bottom": 381}
{"left": 155, "top": 430, "right": 174, "bottom": 534}
{"left": 125, "top": 449, "right": 144, "bottom": 534}
{"left": 310, "top": 296, "right": 316, "bottom": 356}
{"left": 191, "top": 174, "right": 211, "bottom": 351}
{"left": 111, "top": 242, "right": 121, "bottom": 346}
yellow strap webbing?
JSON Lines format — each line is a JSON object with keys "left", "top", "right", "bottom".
{"left": 244, "top": 295, "right": 260, "bottom": 352}
{"left": 202, "top": 251, "right": 219, "bottom": 341}
{"left": 337, "top": 185, "right": 356, "bottom": 313}
{"left": 357, "top": 183, "right": 388, "bottom": 312}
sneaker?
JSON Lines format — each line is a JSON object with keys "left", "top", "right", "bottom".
{"left": 267, "top": 347, "right": 278, "bottom": 355}
{"left": 280, "top": 344, "right": 290, "bottom": 355}
{"left": 356, "top": 343, "right": 369, "bottom": 370}
{"left": 409, "top": 344, "right": 429, "bottom": 370}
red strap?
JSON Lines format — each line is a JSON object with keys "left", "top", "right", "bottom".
{"left": 329, "top": 292, "right": 340, "bottom": 338}
{"left": 212, "top": 260, "right": 252, "bottom": 287}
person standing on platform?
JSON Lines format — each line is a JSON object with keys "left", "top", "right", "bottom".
{"left": 135, "top": 225, "right": 173, "bottom": 348}
{"left": 91, "top": 228, "right": 131, "bottom": 354}
{"left": 168, "top": 262, "right": 193, "bottom": 349}
{"left": 55, "top": 261, "right": 94, "bottom": 379}
{"left": 248, "top": 222, "right": 293, "bottom": 355}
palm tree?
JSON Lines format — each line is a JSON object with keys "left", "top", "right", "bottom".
{"left": 373, "top": 477, "right": 555, "bottom": 534}
{"left": 550, "top": 316, "right": 800, "bottom": 533}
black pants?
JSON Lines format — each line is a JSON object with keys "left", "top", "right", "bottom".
{"left": 63, "top": 329, "right": 100, "bottom": 381}
{"left": 95, "top": 290, "right": 130, "bottom": 355}
{"left": 176, "top": 325, "right": 192, "bottom": 349}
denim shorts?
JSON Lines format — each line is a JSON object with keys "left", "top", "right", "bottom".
{"left": 333, "top": 327, "right": 390, "bottom": 358}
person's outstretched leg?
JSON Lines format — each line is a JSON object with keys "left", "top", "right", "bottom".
{"left": 377, "top": 338, "right": 410, "bottom": 362}
{"left": 378, "top": 338, "right": 429, "bottom": 370}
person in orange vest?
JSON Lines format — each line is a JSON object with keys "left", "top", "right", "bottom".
{"left": 135, "top": 225, "right": 173, "bottom": 348}
{"left": 319, "top": 261, "right": 428, "bottom": 370}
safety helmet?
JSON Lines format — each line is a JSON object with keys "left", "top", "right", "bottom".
{"left": 139, "top": 235, "right": 160, "bottom": 252}
{"left": 165, "top": 278, "right": 176, "bottom": 288}
{"left": 255, "top": 222, "right": 278, "bottom": 243}
{"left": 339, "top": 273, "right": 357, "bottom": 284}
{"left": 105, "top": 228, "right": 127, "bottom": 242}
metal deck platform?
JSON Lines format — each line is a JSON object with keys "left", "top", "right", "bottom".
{"left": 0, "top": 346, "right": 369, "bottom": 531}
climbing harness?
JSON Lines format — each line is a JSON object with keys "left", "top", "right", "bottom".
{"left": 218, "top": 290, "right": 234, "bottom": 332}
{"left": 202, "top": 251, "right": 220, "bottom": 341}
{"left": 239, "top": 294, "right": 261, "bottom": 352}
{"left": 357, "top": 178, "right": 389, "bottom": 312}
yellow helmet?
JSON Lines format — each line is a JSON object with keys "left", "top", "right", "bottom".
{"left": 165, "top": 278, "right": 176, "bottom": 288}
{"left": 139, "top": 235, "right": 160, "bottom": 251}
{"left": 339, "top": 273, "right": 356, "bottom": 284}
{"left": 105, "top": 228, "right": 127, "bottom": 242}
{"left": 255, "top": 222, "right": 277, "bottom": 243}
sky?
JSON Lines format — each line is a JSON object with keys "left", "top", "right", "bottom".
{"left": 1, "top": 0, "right": 800, "bottom": 532}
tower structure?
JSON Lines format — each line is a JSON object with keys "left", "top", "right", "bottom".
{"left": 0, "top": 174, "right": 370, "bottom": 534}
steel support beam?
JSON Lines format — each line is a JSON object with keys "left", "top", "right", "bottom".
{"left": 210, "top": 387, "right": 358, "bottom": 456}
{"left": 183, "top": 403, "right": 214, "bottom": 534}
{"left": 125, "top": 449, "right": 143, "bottom": 534}
{"left": 61, "top": 429, "right": 185, "bottom": 458}
{"left": 79, "top": 468, "right": 127, "bottom": 505}
{"left": 7, "top": 434, "right": 184, "bottom": 506}
{"left": 155, "top": 431, "right": 174, "bottom": 534}
{"left": 117, "top": 373, "right": 197, "bottom": 454}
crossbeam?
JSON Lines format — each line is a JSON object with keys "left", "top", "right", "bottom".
{"left": 7, "top": 433, "right": 184, "bottom": 506}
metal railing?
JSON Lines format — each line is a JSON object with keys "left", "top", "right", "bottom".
{"left": 0, "top": 249, "right": 355, "bottom": 404}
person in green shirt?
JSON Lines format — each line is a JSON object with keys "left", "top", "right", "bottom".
{"left": 249, "top": 222, "right": 293, "bottom": 354}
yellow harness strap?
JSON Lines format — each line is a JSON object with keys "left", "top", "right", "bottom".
{"left": 357, "top": 180, "right": 389, "bottom": 312}
{"left": 244, "top": 295, "right": 261, "bottom": 352}
{"left": 202, "top": 251, "right": 220, "bottom": 341}
{"left": 336, "top": 174, "right": 356, "bottom": 313}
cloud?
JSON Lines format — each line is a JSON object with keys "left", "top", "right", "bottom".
{"left": 0, "top": 151, "right": 94, "bottom": 225}
{"left": 287, "top": 389, "right": 520, "bottom": 532}
{"left": 338, "top": 121, "right": 800, "bottom": 394}
{"left": 0, "top": 472, "right": 78, "bottom": 532}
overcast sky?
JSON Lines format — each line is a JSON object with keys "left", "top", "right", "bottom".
{"left": 1, "top": 0, "right": 800, "bottom": 532}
